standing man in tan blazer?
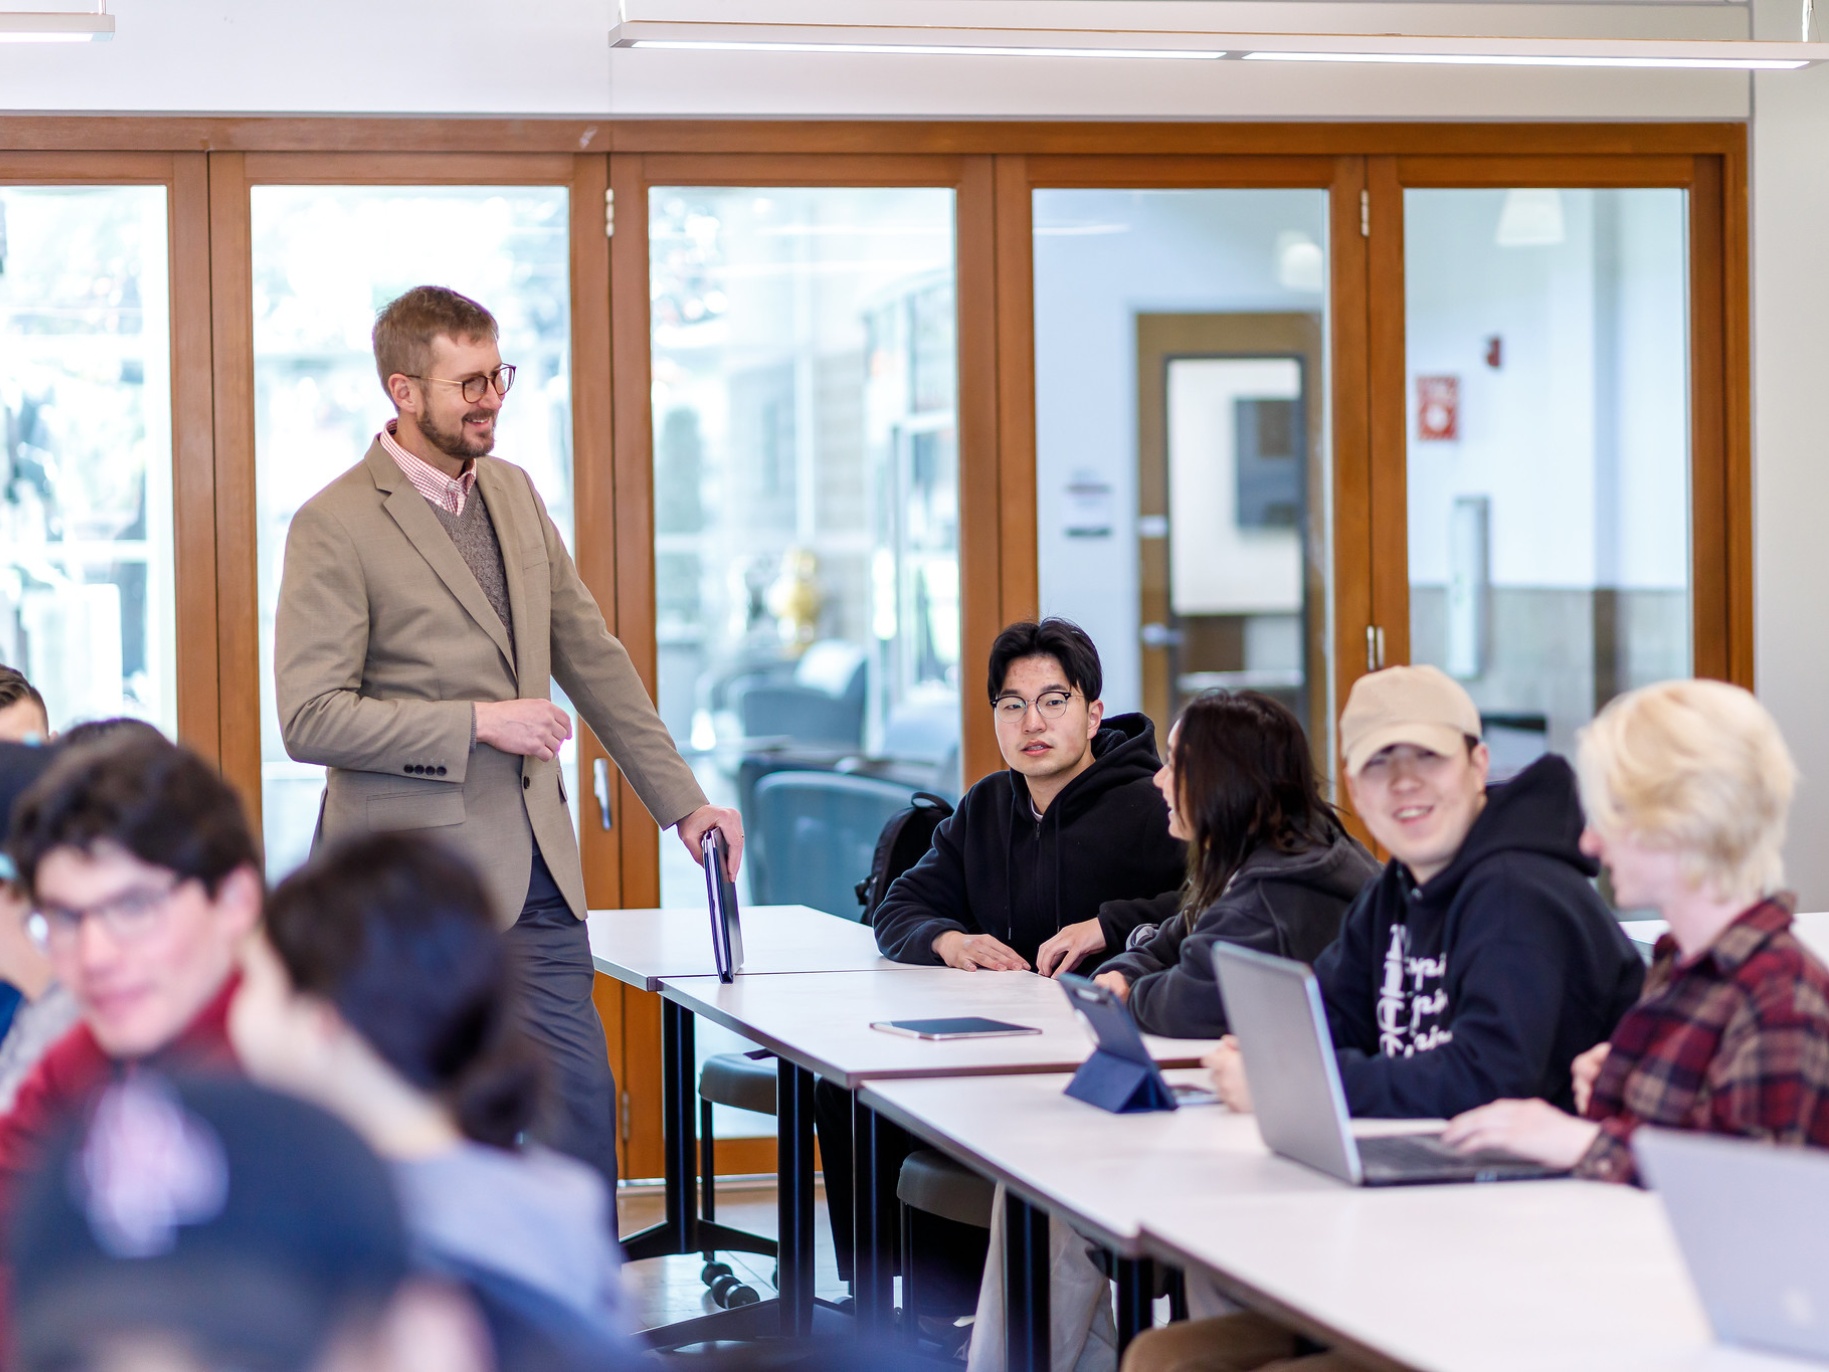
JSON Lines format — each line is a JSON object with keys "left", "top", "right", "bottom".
{"left": 275, "top": 286, "right": 740, "bottom": 1209}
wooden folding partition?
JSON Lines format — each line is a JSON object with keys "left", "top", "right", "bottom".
{"left": 0, "top": 119, "right": 1751, "bottom": 1181}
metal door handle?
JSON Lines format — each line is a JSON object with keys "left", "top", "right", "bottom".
{"left": 592, "top": 757, "right": 614, "bottom": 830}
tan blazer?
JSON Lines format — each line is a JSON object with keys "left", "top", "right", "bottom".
{"left": 274, "top": 440, "right": 706, "bottom": 925}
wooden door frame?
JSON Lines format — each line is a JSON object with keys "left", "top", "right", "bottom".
{"left": 199, "top": 151, "right": 640, "bottom": 1169}
{"left": 990, "top": 153, "right": 1372, "bottom": 795}
{"left": 1133, "top": 313, "right": 1329, "bottom": 760}
{"left": 605, "top": 151, "right": 1001, "bottom": 1175}
{"left": 1364, "top": 149, "right": 1751, "bottom": 691}
{"left": 0, "top": 154, "right": 219, "bottom": 760}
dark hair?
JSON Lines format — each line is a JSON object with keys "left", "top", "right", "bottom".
{"left": 372, "top": 285, "right": 499, "bottom": 391}
{"left": 0, "top": 666, "right": 46, "bottom": 720}
{"left": 263, "top": 833, "right": 541, "bottom": 1149}
{"left": 1172, "top": 691, "right": 1343, "bottom": 920}
{"left": 6, "top": 733, "right": 259, "bottom": 902}
{"left": 986, "top": 618, "right": 1102, "bottom": 705}
{"left": 57, "top": 717, "right": 165, "bottom": 750}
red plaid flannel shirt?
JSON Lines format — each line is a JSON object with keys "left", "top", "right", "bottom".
{"left": 1577, "top": 894, "right": 1829, "bottom": 1184}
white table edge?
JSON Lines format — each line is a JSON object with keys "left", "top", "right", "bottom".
{"left": 857, "top": 1077, "right": 1147, "bottom": 1255}
{"left": 655, "top": 976, "right": 1214, "bottom": 1089}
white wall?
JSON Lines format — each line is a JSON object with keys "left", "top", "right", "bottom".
{"left": 1, "top": 0, "right": 1749, "bottom": 118}
{"left": 18, "top": 0, "right": 1829, "bottom": 901}
{"left": 1751, "top": 0, "right": 1829, "bottom": 906}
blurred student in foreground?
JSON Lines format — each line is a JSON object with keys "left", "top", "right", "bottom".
{"left": 0, "top": 668, "right": 48, "bottom": 744}
{"left": 0, "top": 733, "right": 261, "bottom": 1224}
{"left": 230, "top": 831, "right": 638, "bottom": 1364}
{"left": 10, "top": 1072, "right": 491, "bottom": 1372}
{"left": 1446, "top": 678, "right": 1829, "bottom": 1179}
{"left": 0, "top": 720, "right": 167, "bottom": 1111}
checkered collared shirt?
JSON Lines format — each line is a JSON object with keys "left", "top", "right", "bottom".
{"left": 380, "top": 420, "right": 474, "bottom": 515}
{"left": 1577, "top": 894, "right": 1829, "bottom": 1185}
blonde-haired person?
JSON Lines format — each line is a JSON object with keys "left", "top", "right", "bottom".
{"left": 1445, "top": 678, "right": 1829, "bottom": 1182}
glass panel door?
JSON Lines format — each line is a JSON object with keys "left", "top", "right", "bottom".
{"left": 1030, "top": 188, "right": 1333, "bottom": 765}
{"left": 1403, "top": 188, "right": 1690, "bottom": 775}
{"left": 647, "top": 185, "right": 961, "bottom": 1137}
{"left": 0, "top": 186, "right": 176, "bottom": 734}
{"left": 249, "top": 185, "right": 572, "bottom": 876}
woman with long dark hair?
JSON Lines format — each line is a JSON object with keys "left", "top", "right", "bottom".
{"left": 1093, "top": 690, "right": 1378, "bottom": 1038}
{"left": 229, "top": 831, "right": 633, "bottom": 1362}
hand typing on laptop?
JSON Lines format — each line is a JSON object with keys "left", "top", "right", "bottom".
{"left": 1441, "top": 1098, "right": 1603, "bottom": 1170}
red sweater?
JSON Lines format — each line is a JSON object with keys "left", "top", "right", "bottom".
{"left": 0, "top": 974, "right": 241, "bottom": 1229}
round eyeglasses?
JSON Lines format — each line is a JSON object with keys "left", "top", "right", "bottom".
{"left": 993, "top": 690, "right": 1076, "bottom": 721}
{"left": 405, "top": 364, "right": 517, "bottom": 405}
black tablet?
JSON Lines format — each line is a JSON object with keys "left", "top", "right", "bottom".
{"left": 702, "top": 828, "right": 743, "bottom": 982}
{"left": 868, "top": 1017, "right": 1042, "bottom": 1041}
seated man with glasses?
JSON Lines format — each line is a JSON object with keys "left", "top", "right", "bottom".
{"left": 873, "top": 617, "right": 1186, "bottom": 973}
{"left": 0, "top": 731, "right": 261, "bottom": 1221}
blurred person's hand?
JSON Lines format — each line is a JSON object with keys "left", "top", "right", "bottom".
{"left": 1092, "top": 971, "right": 1132, "bottom": 1004}
{"left": 933, "top": 931, "right": 1030, "bottom": 972}
{"left": 1207, "top": 1036, "right": 1252, "bottom": 1112}
{"left": 1442, "top": 1099, "right": 1601, "bottom": 1169}
{"left": 1571, "top": 1041, "right": 1611, "bottom": 1116}
{"left": 1036, "top": 919, "right": 1107, "bottom": 977}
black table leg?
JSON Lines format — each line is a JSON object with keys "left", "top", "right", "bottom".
{"left": 852, "top": 1093, "right": 896, "bottom": 1337}
{"left": 1004, "top": 1191, "right": 1050, "bottom": 1372}
{"left": 1115, "top": 1256, "right": 1153, "bottom": 1354}
{"left": 622, "top": 996, "right": 698, "bottom": 1263}
{"left": 777, "top": 1058, "right": 817, "bottom": 1337}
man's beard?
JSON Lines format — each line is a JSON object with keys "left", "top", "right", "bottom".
{"left": 420, "top": 406, "right": 495, "bottom": 461}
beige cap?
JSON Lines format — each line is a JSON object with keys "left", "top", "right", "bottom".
{"left": 1340, "top": 665, "right": 1482, "bottom": 777}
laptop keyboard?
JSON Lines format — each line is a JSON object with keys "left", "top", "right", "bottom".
{"left": 1359, "top": 1132, "right": 1540, "bottom": 1171}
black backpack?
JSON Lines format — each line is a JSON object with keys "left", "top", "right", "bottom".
{"left": 855, "top": 791, "right": 955, "bottom": 925}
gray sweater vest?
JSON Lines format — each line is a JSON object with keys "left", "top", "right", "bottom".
{"left": 431, "top": 492, "right": 516, "bottom": 658}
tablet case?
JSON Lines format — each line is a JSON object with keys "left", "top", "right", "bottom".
{"left": 704, "top": 829, "right": 743, "bottom": 982}
{"left": 1058, "top": 973, "right": 1180, "bottom": 1114}
{"left": 1064, "top": 1048, "right": 1179, "bottom": 1113}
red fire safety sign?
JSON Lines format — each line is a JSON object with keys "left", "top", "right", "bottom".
{"left": 1416, "top": 375, "right": 1459, "bottom": 441}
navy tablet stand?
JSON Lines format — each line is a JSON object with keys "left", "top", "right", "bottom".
{"left": 1064, "top": 1047, "right": 1179, "bottom": 1114}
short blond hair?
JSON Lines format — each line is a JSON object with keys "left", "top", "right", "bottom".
{"left": 1576, "top": 679, "right": 1796, "bottom": 900}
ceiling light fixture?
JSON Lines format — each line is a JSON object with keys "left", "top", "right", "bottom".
{"left": 632, "top": 40, "right": 1225, "bottom": 61}
{"left": 609, "top": 19, "right": 1827, "bottom": 71}
{"left": 0, "top": 6, "right": 113, "bottom": 41}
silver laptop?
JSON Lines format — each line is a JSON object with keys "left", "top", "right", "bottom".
{"left": 1211, "top": 943, "right": 1562, "bottom": 1186}
{"left": 1636, "top": 1127, "right": 1829, "bottom": 1361}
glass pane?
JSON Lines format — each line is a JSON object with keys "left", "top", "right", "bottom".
{"left": 649, "top": 187, "right": 960, "bottom": 1135}
{"left": 1404, "top": 188, "right": 1690, "bottom": 776}
{"left": 1031, "top": 189, "right": 1333, "bottom": 771}
{"left": 0, "top": 186, "right": 176, "bottom": 735}
{"left": 251, "top": 186, "right": 571, "bottom": 877}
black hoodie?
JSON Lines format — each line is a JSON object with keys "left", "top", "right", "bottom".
{"left": 871, "top": 714, "right": 1187, "bottom": 966}
{"left": 1097, "top": 829, "right": 1381, "bottom": 1039}
{"left": 1314, "top": 754, "right": 1645, "bottom": 1119}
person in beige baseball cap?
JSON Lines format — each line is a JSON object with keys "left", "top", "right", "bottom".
{"left": 1132, "top": 666, "right": 1645, "bottom": 1372}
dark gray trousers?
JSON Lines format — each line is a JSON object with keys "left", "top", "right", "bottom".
{"left": 505, "top": 851, "right": 619, "bottom": 1236}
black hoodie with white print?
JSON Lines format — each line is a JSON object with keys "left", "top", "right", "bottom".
{"left": 1313, "top": 754, "right": 1645, "bottom": 1118}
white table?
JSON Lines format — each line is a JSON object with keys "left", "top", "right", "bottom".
{"left": 658, "top": 967, "right": 1219, "bottom": 1088}
{"left": 1140, "top": 1179, "right": 1820, "bottom": 1372}
{"left": 586, "top": 902, "right": 904, "bottom": 990}
{"left": 585, "top": 903, "right": 920, "bottom": 1346}
{"left": 657, "top": 968, "right": 1221, "bottom": 1342}
{"left": 859, "top": 1070, "right": 1433, "bottom": 1366}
